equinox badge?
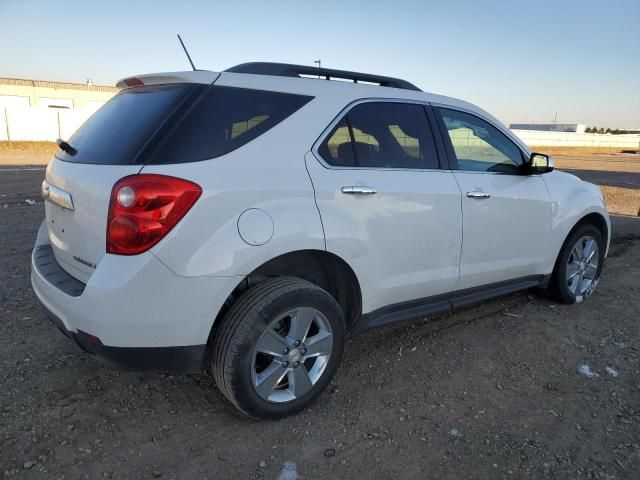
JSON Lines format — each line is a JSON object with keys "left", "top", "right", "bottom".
{"left": 73, "top": 256, "right": 96, "bottom": 269}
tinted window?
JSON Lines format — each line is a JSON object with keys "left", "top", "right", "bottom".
{"left": 56, "top": 84, "right": 199, "bottom": 165}
{"left": 144, "top": 86, "right": 313, "bottom": 164}
{"left": 437, "top": 108, "right": 523, "bottom": 173}
{"left": 319, "top": 102, "right": 438, "bottom": 169}
{"left": 318, "top": 118, "right": 354, "bottom": 166}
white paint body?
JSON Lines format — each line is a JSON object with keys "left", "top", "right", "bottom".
{"left": 31, "top": 69, "right": 610, "bottom": 349}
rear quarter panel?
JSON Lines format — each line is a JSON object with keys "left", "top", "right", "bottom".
{"left": 140, "top": 94, "right": 343, "bottom": 278}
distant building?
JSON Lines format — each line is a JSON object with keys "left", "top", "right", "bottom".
{"left": 509, "top": 123, "right": 586, "bottom": 134}
{"left": 0, "top": 77, "right": 117, "bottom": 111}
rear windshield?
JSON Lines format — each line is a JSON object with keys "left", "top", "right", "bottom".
{"left": 56, "top": 84, "right": 199, "bottom": 165}
{"left": 56, "top": 84, "right": 313, "bottom": 165}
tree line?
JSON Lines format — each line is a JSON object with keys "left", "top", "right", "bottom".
{"left": 585, "top": 127, "right": 639, "bottom": 134}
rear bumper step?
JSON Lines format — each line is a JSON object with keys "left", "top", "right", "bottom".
{"left": 33, "top": 245, "right": 86, "bottom": 297}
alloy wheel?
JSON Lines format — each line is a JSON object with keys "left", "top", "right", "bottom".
{"left": 251, "top": 307, "right": 333, "bottom": 403}
{"left": 566, "top": 235, "right": 599, "bottom": 296}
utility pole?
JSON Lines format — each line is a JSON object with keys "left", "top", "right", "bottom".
{"left": 4, "top": 107, "right": 10, "bottom": 142}
{"left": 314, "top": 60, "right": 322, "bottom": 79}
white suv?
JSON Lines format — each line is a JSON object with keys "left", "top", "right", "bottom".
{"left": 31, "top": 63, "right": 610, "bottom": 419}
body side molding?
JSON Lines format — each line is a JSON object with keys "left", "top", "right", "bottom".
{"left": 352, "top": 275, "right": 549, "bottom": 335}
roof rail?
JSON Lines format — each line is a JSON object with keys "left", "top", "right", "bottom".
{"left": 225, "top": 62, "right": 422, "bottom": 92}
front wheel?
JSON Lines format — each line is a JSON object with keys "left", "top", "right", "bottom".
{"left": 549, "top": 224, "right": 605, "bottom": 304}
{"left": 211, "top": 277, "right": 345, "bottom": 419}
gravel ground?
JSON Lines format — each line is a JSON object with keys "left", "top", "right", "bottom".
{"left": 1, "top": 167, "right": 639, "bottom": 479}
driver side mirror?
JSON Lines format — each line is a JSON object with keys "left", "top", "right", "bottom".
{"left": 525, "top": 152, "right": 554, "bottom": 174}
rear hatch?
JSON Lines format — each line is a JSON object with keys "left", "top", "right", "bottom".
{"left": 43, "top": 75, "right": 213, "bottom": 283}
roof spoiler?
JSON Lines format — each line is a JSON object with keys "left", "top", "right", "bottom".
{"left": 116, "top": 71, "right": 220, "bottom": 89}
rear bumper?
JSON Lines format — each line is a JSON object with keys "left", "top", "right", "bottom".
{"left": 31, "top": 221, "right": 241, "bottom": 373}
{"left": 43, "top": 304, "right": 205, "bottom": 373}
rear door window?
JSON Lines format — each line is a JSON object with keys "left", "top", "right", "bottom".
{"left": 318, "top": 102, "right": 438, "bottom": 169}
{"left": 317, "top": 119, "right": 354, "bottom": 167}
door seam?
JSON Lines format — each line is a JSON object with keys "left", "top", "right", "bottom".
{"left": 303, "top": 151, "right": 327, "bottom": 250}
{"left": 451, "top": 171, "right": 464, "bottom": 289}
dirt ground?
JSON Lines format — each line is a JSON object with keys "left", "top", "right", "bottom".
{"left": 551, "top": 153, "right": 640, "bottom": 217}
{"left": 1, "top": 157, "right": 639, "bottom": 479}
{"left": 0, "top": 143, "right": 57, "bottom": 167}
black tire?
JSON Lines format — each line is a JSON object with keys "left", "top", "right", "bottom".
{"left": 211, "top": 277, "right": 345, "bottom": 419}
{"left": 549, "top": 223, "right": 605, "bottom": 304}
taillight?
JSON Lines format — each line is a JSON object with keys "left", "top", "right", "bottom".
{"left": 107, "top": 174, "right": 202, "bottom": 255}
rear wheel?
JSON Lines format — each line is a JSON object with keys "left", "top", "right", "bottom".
{"left": 211, "top": 277, "right": 345, "bottom": 419}
{"left": 549, "top": 224, "right": 604, "bottom": 304}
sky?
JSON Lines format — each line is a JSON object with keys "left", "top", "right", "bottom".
{"left": 1, "top": 0, "right": 639, "bottom": 128}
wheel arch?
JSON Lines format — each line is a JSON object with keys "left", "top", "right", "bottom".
{"left": 574, "top": 212, "right": 609, "bottom": 246}
{"left": 560, "top": 211, "right": 609, "bottom": 258}
{"left": 204, "top": 249, "right": 362, "bottom": 366}
{"left": 551, "top": 211, "right": 609, "bottom": 277}
{"left": 547, "top": 211, "right": 608, "bottom": 302}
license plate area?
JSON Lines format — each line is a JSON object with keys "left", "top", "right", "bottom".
{"left": 46, "top": 202, "right": 71, "bottom": 242}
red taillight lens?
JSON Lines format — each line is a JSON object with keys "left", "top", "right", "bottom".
{"left": 107, "top": 174, "right": 202, "bottom": 255}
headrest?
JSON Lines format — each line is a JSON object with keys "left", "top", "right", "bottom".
{"left": 335, "top": 141, "right": 378, "bottom": 166}
{"left": 335, "top": 142, "right": 355, "bottom": 166}
{"left": 394, "top": 121, "right": 422, "bottom": 139}
{"left": 353, "top": 141, "right": 376, "bottom": 164}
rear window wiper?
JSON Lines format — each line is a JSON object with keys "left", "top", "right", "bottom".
{"left": 56, "top": 138, "right": 77, "bottom": 156}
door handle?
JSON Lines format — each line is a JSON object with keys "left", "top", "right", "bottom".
{"left": 341, "top": 186, "right": 377, "bottom": 195}
{"left": 466, "top": 191, "right": 490, "bottom": 199}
